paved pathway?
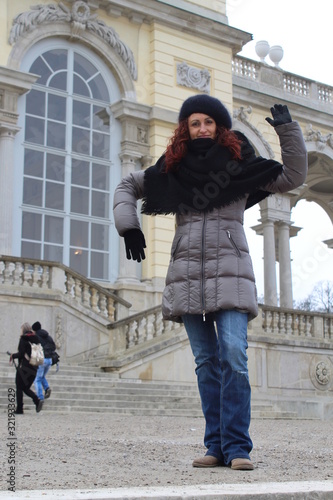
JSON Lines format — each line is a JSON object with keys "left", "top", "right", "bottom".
{"left": 1, "top": 412, "right": 333, "bottom": 499}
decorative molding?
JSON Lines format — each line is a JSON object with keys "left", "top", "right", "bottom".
{"left": 315, "top": 361, "right": 331, "bottom": 386}
{"left": 310, "top": 356, "right": 332, "bottom": 391}
{"left": 176, "top": 61, "right": 210, "bottom": 93}
{"left": 233, "top": 106, "right": 275, "bottom": 159}
{"left": 55, "top": 313, "right": 63, "bottom": 349}
{"left": 304, "top": 124, "right": 333, "bottom": 150}
{"left": 8, "top": 1, "right": 137, "bottom": 80}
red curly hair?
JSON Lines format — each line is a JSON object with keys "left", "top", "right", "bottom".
{"left": 164, "top": 119, "right": 242, "bottom": 172}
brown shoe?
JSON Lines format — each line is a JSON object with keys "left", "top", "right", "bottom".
{"left": 231, "top": 458, "right": 254, "bottom": 470}
{"left": 192, "top": 455, "right": 222, "bottom": 468}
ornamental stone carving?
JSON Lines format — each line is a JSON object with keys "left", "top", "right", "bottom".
{"left": 8, "top": 1, "right": 137, "bottom": 80}
{"left": 55, "top": 312, "right": 63, "bottom": 349}
{"left": 304, "top": 124, "right": 333, "bottom": 150}
{"left": 315, "top": 361, "right": 331, "bottom": 386}
{"left": 176, "top": 61, "right": 211, "bottom": 93}
{"left": 310, "top": 355, "right": 332, "bottom": 391}
{"left": 233, "top": 105, "right": 275, "bottom": 159}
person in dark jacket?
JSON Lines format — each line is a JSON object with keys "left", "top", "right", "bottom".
{"left": 10, "top": 322, "right": 44, "bottom": 414}
{"left": 32, "top": 321, "right": 56, "bottom": 401}
{"left": 113, "top": 95, "right": 308, "bottom": 471}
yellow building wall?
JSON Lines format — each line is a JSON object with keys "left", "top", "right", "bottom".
{"left": 187, "top": 0, "right": 226, "bottom": 15}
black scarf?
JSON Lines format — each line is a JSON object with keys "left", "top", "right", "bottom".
{"left": 141, "top": 133, "right": 283, "bottom": 215}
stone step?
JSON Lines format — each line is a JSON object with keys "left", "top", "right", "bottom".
{"left": 0, "top": 359, "right": 303, "bottom": 419}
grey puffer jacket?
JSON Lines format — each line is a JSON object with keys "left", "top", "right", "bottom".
{"left": 113, "top": 122, "right": 307, "bottom": 322}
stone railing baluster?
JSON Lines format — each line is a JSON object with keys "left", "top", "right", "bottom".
{"left": 13, "top": 261, "right": 22, "bottom": 285}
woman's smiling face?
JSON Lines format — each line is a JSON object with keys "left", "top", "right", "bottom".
{"left": 188, "top": 113, "right": 217, "bottom": 140}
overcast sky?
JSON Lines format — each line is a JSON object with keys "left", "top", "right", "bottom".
{"left": 227, "top": 0, "right": 333, "bottom": 85}
{"left": 227, "top": 0, "right": 333, "bottom": 302}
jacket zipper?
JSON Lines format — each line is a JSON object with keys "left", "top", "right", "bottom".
{"left": 201, "top": 213, "right": 207, "bottom": 321}
{"left": 227, "top": 230, "right": 241, "bottom": 257}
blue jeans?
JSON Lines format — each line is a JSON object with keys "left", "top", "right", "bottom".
{"left": 182, "top": 310, "right": 252, "bottom": 465}
{"left": 34, "top": 358, "right": 52, "bottom": 400}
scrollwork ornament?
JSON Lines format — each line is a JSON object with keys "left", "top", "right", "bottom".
{"left": 8, "top": 1, "right": 137, "bottom": 80}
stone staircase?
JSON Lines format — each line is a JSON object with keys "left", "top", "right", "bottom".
{"left": 0, "top": 355, "right": 299, "bottom": 418}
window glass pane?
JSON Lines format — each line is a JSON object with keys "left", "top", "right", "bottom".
{"left": 74, "top": 53, "right": 97, "bottom": 80}
{"left": 26, "top": 89, "right": 45, "bottom": 117}
{"left": 93, "top": 106, "right": 109, "bottom": 131}
{"left": 22, "top": 212, "right": 42, "bottom": 240}
{"left": 47, "top": 121, "right": 66, "bottom": 149}
{"left": 89, "top": 74, "right": 109, "bottom": 101}
{"left": 91, "top": 223, "right": 108, "bottom": 250}
{"left": 43, "top": 49, "right": 67, "bottom": 71}
{"left": 70, "top": 248, "right": 88, "bottom": 276}
{"left": 48, "top": 72, "right": 67, "bottom": 91}
{"left": 72, "top": 127, "right": 90, "bottom": 155}
{"left": 29, "top": 57, "right": 51, "bottom": 86}
{"left": 44, "top": 244, "right": 63, "bottom": 262}
{"left": 92, "top": 132, "right": 109, "bottom": 159}
{"left": 46, "top": 153, "right": 65, "bottom": 182}
{"left": 72, "top": 159, "right": 89, "bottom": 186}
{"left": 91, "top": 251, "right": 108, "bottom": 280}
{"left": 23, "top": 178, "right": 43, "bottom": 206}
{"left": 91, "top": 191, "right": 109, "bottom": 218}
{"left": 48, "top": 94, "right": 66, "bottom": 121}
{"left": 73, "top": 74, "right": 90, "bottom": 97}
{"left": 45, "top": 182, "right": 64, "bottom": 210}
{"left": 71, "top": 186, "right": 89, "bottom": 215}
{"left": 70, "top": 220, "right": 88, "bottom": 247}
{"left": 24, "top": 149, "right": 44, "bottom": 177}
{"left": 92, "top": 163, "right": 108, "bottom": 190}
{"left": 45, "top": 215, "right": 63, "bottom": 243}
{"left": 21, "top": 241, "right": 41, "bottom": 260}
{"left": 25, "top": 116, "right": 45, "bottom": 145}
{"left": 73, "top": 100, "right": 90, "bottom": 127}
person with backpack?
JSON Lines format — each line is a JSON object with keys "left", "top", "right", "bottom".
{"left": 32, "top": 321, "right": 56, "bottom": 401}
{"left": 10, "top": 322, "right": 44, "bottom": 414}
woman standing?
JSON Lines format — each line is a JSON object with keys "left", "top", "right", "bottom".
{"left": 10, "top": 323, "right": 44, "bottom": 414}
{"left": 113, "top": 95, "right": 307, "bottom": 470}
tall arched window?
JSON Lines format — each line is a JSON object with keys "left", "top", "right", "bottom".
{"left": 15, "top": 40, "right": 121, "bottom": 282}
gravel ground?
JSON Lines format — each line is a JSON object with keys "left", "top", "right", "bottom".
{"left": 1, "top": 412, "right": 333, "bottom": 492}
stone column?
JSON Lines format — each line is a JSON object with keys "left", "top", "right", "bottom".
{"left": 262, "top": 219, "right": 278, "bottom": 306}
{"left": 0, "top": 124, "right": 20, "bottom": 254}
{"left": 110, "top": 99, "right": 152, "bottom": 286}
{"left": 116, "top": 153, "right": 142, "bottom": 284}
{"left": 0, "top": 67, "right": 39, "bottom": 255}
{"left": 278, "top": 221, "right": 293, "bottom": 308}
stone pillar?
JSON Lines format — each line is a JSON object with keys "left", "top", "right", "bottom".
{"left": 0, "top": 125, "right": 20, "bottom": 254}
{"left": 110, "top": 99, "right": 152, "bottom": 285}
{"left": 116, "top": 153, "right": 142, "bottom": 284}
{"left": 0, "top": 67, "right": 39, "bottom": 255}
{"left": 278, "top": 221, "right": 293, "bottom": 308}
{"left": 262, "top": 219, "right": 278, "bottom": 306}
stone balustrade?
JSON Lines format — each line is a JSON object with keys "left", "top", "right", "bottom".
{"left": 0, "top": 255, "right": 130, "bottom": 322}
{"left": 253, "top": 305, "right": 333, "bottom": 341}
{"left": 107, "top": 305, "right": 180, "bottom": 357}
{"left": 232, "top": 55, "right": 333, "bottom": 103}
{"left": 107, "top": 303, "right": 333, "bottom": 359}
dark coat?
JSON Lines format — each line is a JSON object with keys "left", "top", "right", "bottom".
{"left": 12, "top": 332, "right": 41, "bottom": 371}
{"left": 35, "top": 329, "right": 56, "bottom": 358}
{"left": 113, "top": 122, "right": 308, "bottom": 322}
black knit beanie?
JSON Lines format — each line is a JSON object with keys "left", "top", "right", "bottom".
{"left": 178, "top": 94, "right": 232, "bottom": 129}
{"left": 32, "top": 321, "right": 41, "bottom": 332}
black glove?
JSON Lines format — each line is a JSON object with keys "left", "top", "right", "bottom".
{"left": 265, "top": 104, "right": 292, "bottom": 127}
{"left": 123, "top": 229, "right": 146, "bottom": 262}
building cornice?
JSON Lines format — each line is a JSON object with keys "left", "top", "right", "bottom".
{"left": 81, "top": 0, "right": 252, "bottom": 54}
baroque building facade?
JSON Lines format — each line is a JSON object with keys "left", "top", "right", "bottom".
{"left": 0, "top": 0, "right": 333, "bottom": 417}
